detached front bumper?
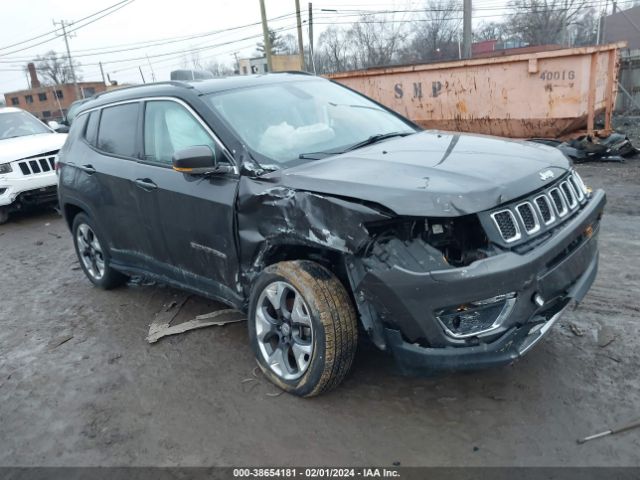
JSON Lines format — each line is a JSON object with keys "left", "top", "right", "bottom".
{"left": 358, "top": 189, "right": 606, "bottom": 375}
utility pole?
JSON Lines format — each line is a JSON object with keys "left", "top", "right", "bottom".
{"left": 99, "top": 62, "right": 107, "bottom": 85}
{"left": 308, "top": 2, "right": 316, "bottom": 73}
{"left": 295, "top": 0, "right": 305, "bottom": 71}
{"left": 462, "top": 0, "right": 472, "bottom": 59}
{"left": 54, "top": 20, "right": 81, "bottom": 100}
{"left": 259, "top": 0, "right": 273, "bottom": 72}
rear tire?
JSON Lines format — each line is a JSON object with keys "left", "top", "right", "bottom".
{"left": 72, "top": 213, "right": 127, "bottom": 289}
{"left": 248, "top": 260, "right": 358, "bottom": 397}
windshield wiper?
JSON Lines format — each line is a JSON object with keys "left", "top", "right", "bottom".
{"left": 298, "top": 151, "right": 339, "bottom": 160}
{"left": 298, "top": 131, "right": 414, "bottom": 160}
{"left": 343, "top": 131, "right": 414, "bottom": 152}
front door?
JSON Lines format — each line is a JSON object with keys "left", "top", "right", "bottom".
{"left": 134, "top": 98, "right": 240, "bottom": 304}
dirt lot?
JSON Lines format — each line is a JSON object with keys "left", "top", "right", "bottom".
{"left": 1, "top": 150, "right": 639, "bottom": 467}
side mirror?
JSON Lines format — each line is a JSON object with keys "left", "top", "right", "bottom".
{"left": 172, "top": 145, "right": 233, "bottom": 175}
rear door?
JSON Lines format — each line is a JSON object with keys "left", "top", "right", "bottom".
{"left": 134, "top": 98, "right": 240, "bottom": 303}
{"left": 66, "top": 102, "right": 148, "bottom": 268}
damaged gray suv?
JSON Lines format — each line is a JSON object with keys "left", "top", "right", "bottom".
{"left": 58, "top": 73, "right": 605, "bottom": 396}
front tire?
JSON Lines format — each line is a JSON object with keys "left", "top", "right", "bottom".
{"left": 248, "top": 260, "right": 358, "bottom": 397}
{"left": 72, "top": 213, "right": 127, "bottom": 289}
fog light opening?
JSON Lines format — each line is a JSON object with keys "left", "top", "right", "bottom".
{"left": 436, "top": 293, "right": 516, "bottom": 339}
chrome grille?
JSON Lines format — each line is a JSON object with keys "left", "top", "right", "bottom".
{"left": 488, "top": 171, "right": 589, "bottom": 244}
{"left": 491, "top": 209, "right": 521, "bottom": 242}
{"left": 516, "top": 202, "right": 540, "bottom": 234}
{"left": 569, "top": 175, "right": 585, "bottom": 202}
{"left": 561, "top": 181, "right": 577, "bottom": 209}
{"left": 534, "top": 195, "right": 555, "bottom": 225}
{"left": 549, "top": 188, "right": 568, "bottom": 217}
{"left": 17, "top": 153, "right": 57, "bottom": 176}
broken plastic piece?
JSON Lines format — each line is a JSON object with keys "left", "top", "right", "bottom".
{"left": 147, "top": 309, "right": 245, "bottom": 343}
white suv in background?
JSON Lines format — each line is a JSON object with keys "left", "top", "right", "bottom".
{"left": 0, "top": 107, "right": 67, "bottom": 224}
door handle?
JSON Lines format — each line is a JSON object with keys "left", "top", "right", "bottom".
{"left": 78, "top": 164, "right": 96, "bottom": 174}
{"left": 134, "top": 178, "right": 157, "bottom": 191}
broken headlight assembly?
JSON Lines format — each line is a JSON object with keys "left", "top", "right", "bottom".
{"left": 0, "top": 163, "right": 12, "bottom": 174}
{"left": 435, "top": 293, "right": 517, "bottom": 339}
{"left": 364, "top": 214, "right": 493, "bottom": 268}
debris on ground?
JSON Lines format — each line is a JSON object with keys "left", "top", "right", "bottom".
{"left": 568, "top": 322, "right": 585, "bottom": 337}
{"left": 530, "top": 132, "right": 638, "bottom": 163}
{"left": 147, "top": 296, "right": 245, "bottom": 343}
{"left": 597, "top": 325, "right": 617, "bottom": 348}
{"left": 577, "top": 418, "right": 640, "bottom": 444}
{"left": 48, "top": 334, "right": 74, "bottom": 350}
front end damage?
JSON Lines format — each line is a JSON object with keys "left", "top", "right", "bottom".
{"left": 237, "top": 169, "right": 606, "bottom": 375}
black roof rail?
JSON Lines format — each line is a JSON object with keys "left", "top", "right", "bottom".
{"left": 92, "top": 81, "right": 194, "bottom": 100}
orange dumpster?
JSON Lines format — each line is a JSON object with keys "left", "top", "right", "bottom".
{"left": 327, "top": 43, "right": 625, "bottom": 138}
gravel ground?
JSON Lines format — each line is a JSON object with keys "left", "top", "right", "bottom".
{"left": 0, "top": 139, "right": 639, "bottom": 467}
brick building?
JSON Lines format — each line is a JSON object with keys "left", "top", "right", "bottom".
{"left": 3, "top": 63, "right": 107, "bottom": 123}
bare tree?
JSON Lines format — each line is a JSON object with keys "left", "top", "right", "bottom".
{"left": 570, "top": 7, "right": 598, "bottom": 46}
{"left": 34, "top": 50, "right": 81, "bottom": 85}
{"left": 181, "top": 50, "right": 204, "bottom": 70}
{"left": 205, "top": 58, "right": 234, "bottom": 77}
{"left": 401, "top": 0, "right": 461, "bottom": 63}
{"left": 316, "top": 26, "right": 353, "bottom": 73}
{"left": 349, "top": 13, "right": 407, "bottom": 68}
{"left": 505, "top": 0, "right": 588, "bottom": 46}
{"left": 279, "top": 33, "right": 299, "bottom": 55}
{"left": 474, "top": 21, "right": 507, "bottom": 42}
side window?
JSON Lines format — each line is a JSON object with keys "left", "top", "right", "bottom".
{"left": 143, "top": 100, "right": 218, "bottom": 165}
{"left": 97, "top": 103, "right": 139, "bottom": 157}
{"left": 84, "top": 111, "right": 100, "bottom": 146}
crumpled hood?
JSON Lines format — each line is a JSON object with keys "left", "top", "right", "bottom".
{"left": 0, "top": 133, "right": 67, "bottom": 164}
{"left": 275, "top": 131, "right": 571, "bottom": 216}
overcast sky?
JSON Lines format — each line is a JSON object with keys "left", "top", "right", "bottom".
{"left": 0, "top": 0, "right": 514, "bottom": 97}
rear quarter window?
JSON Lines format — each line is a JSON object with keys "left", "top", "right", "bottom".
{"left": 97, "top": 103, "right": 139, "bottom": 157}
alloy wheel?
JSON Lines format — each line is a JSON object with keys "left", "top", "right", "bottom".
{"left": 255, "top": 281, "right": 314, "bottom": 380}
{"left": 76, "top": 223, "right": 105, "bottom": 280}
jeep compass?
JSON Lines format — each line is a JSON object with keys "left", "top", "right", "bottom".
{"left": 57, "top": 73, "right": 605, "bottom": 396}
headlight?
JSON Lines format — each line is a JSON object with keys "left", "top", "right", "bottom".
{"left": 0, "top": 163, "right": 12, "bottom": 174}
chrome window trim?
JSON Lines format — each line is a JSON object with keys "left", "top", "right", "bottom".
{"left": 75, "top": 96, "right": 238, "bottom": 174}
{"left": 549, "top": 187, "right": 568, "bottom": 217}
{"left": 560, "top": 181, "right": 577, "bottom": 209}
{"left": 534, "top": 194, "right": 556, "bottom": 225}
{"left": 516, "top": 201, "right": 541, "bottom": 234}
{"left": 491, "top": 208, "right": 522, "bottom": 243}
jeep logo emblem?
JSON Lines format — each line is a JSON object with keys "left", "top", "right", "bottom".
{"left": 539, "top": 170, "right": 554, "bottom": 181}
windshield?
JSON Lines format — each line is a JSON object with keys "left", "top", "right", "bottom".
{"left": 0, "top": 111, "right": 51, "bottom": 140}
{"left": 206, "top": 79, "right": 416, "bottom": 166}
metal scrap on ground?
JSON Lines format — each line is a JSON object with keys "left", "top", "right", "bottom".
{"left": 577, "top": 418, "right": 640, "bottom": 444}
{"left": 531, "top": 133, "right": 638, "bottom": 163}
{"left": 147, "top": 295, "right": 245, "bottom": 343}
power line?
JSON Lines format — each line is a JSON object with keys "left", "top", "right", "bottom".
{"left": 0, "top": 0, "right": 132, "bottom": 53}
{"left": 0, "top": 11, "right": 299, "bottom": 64}
{"left": 0, "top": 0, "right": 135, "bottom": 57}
